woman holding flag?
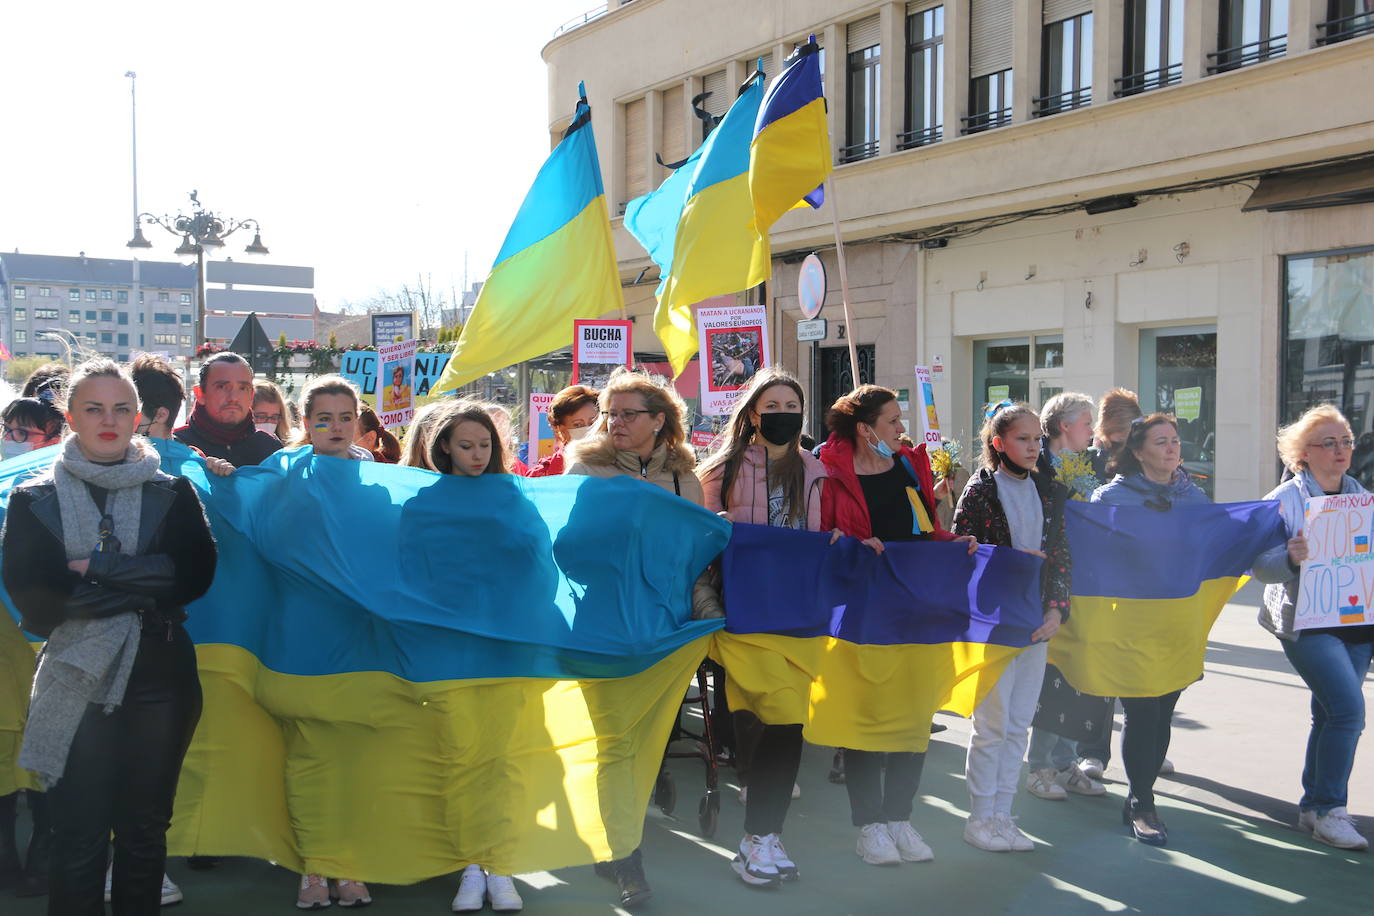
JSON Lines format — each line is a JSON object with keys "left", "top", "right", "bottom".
{"left": 1091, "top": 413, "right": 1208, "bottom": 846}
{"left": 697, "top": 368, "right": 825, "bottom": 887}
{"left": 1254, "top": 405, "right": 1370, "bottom": 851}
{"left": 818, "top": 385, "right": 976, "bottom": 866}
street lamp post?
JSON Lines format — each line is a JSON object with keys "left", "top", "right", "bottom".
{"left": 128, "top": 191, "right": 269, "bottom": 353}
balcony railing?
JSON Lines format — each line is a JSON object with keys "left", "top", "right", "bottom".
{"left": 896, "top": 125, "right": 943, "bottom": 150}
{"left": 1206, "top": 34, "right": 1287, "bottom": 73}
{"left": 1114, "top": 62, "right": 1182, "bottom": 97}
{"left": 839, "top": 140, "right": 880, "bottom": 163}
{"left": 960, "top": 108, "right": 1012, "bottom": 135}
{"left": 1317, "top": 10, "right": 1374, "bottom": 45}
{"left": 1033, "top": 86, "right": 1092, "bottom": 117}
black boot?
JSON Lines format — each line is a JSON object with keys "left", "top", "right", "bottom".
{"left": 0, "top": 793, "right": 21, "bottom": 891}
{"left": 828, "top": 748, "right": 846, "bottom": 784}
{"left": 14, "top": 791, "right": 51, "bottom": 898}
{"left": 611, "top": 848, "right": 652, "bottom": 909}
{"left": 1122, "top": 796, "right": 1167, "bottom": 846}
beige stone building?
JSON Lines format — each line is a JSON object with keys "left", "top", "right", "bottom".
{"left": 543, "top": 0, "right": 1374, "bottom": 500}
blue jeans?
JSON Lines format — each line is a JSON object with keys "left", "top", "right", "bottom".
{"left": 1281, "top": 632, "right": 1373, "bottom": 814}
{"left": 1027, "top": 727, "right": 1077, "bottom": 772}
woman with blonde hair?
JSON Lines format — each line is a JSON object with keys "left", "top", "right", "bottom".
{"left": 1253, "top": 404, "right": 1370, "bottom": 850}
{"left": 563, "top": 367, "right": 722, "bottom": 909}
{"left": 399, "top": 401, "right": 448, "bottom": 468}
{"left": 252, "top": 380, "right": 295, "bottom": 443}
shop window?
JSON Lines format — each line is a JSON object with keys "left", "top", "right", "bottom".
{"left": 1140, "top": 325, "right": 1217, "bottom": 498}
{"left": 1283, "top": 248, "right": 1374, "bottom": 487}
{"left": 973, "top": 333, "right": 1064, "bottom": 432}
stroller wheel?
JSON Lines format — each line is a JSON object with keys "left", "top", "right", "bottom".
{"left": 698, "top": 790, "right": 720, "bottom": 838}
{"left": 654, "top": 768, "right": 677, "bottom": 815}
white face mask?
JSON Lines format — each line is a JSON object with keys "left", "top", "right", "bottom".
{"left": 255, "top": 422, "right": 279, "bottom": 437}
{"left": 1, "top": 440, "right": 36, "bottom": 462}
{"left": 567, "top": 426, "right": 592, "bottom": 441}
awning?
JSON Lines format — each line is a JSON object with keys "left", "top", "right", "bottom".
{"left": 1242, "top": 159, "right": 1374, "bottom": 212}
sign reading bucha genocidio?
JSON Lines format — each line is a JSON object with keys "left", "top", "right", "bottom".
{"left": 572, "top": 319, "right": 632, "bottom": 387}
{"left": 697, "top": 302, "right": 770, "bottom": 416}
{"left": 1296, "top": 492, "right": 1374, "bottom": 630}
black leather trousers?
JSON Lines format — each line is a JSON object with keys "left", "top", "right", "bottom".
{"left": 47, "top": 624, "right": 202, "bottom": 916}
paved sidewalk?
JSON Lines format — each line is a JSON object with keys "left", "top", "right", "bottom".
{"left": 10, "top": 584, "right": 1372, "bottom": 914}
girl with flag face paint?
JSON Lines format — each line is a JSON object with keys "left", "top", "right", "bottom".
{"left": 1254, "top": 405, "right": 1371, "bottom": 851}
{"left": 818, "top": 385, "right": 977, "bottom": 867}
{"left": 954, "top": 403, "right": 1072, "bottom": 853}
{"left": 1091, "top": 414, "right": 1208, "bottom": 846}
{"left": 697, "top": 369, "right": 827, "bottom": 888}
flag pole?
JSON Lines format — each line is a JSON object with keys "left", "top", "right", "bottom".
{"left": 825, "top": 177, "right": 860, "bottom": 383}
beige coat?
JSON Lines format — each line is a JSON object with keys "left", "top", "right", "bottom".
{"left": 564, "top": 438, "right": 723, "bottom": 619}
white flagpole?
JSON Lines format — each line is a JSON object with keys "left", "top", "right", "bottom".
{"left": 825, "top": 177, "right": 860, "bottom": 383}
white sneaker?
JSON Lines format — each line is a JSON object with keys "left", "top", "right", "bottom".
{"left": 485, "top": 873, "right": 524, "bottom": 912}
{"left": 1059, "top": 765, "right": 1107, "bottom": 797}
{"left": 761, "top": 833, "right": 799, "bottom": 881}
{"left": 1298, "top": 810, "right": 1317, "bottom": 833}
{"left": 1077, "top": 757, "right": 1105, "bottom": 780}
{"left": 451, "top": 864, "right": 487, "bottom": 912}
{"left": 737, "top": 785, "right": 748, "bottom": 805}
{"left": 855, "top": 823, "right": 902, "bottom": 865}
{"left": 1026, "top": 768, "right": 1068, "bottom": 800}
{"left": 731, "top": 834, "right": 781, "bottom": 886}
{"left": 994, "top": 814, "right": 1035, "bottom": 851}
{"left": 792, "top": 782, "right": 802, "bottom": 799}
{"left": 886, "top": 821, "right": 934, "bottom": 862}
{"left": 1313, "top": 808, "right": 1369, "bottom": 850}
{"left": 963, "top": 816, "right": 1011, "bottom": 852}
{"left": 1159, "top": 757, "right": 1175, "bottom": 775}
{"left": 161, "top": 873, "right": 184, "bottom": 906}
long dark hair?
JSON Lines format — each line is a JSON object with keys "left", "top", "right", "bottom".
{"left": 697, "top": 368, "right": 807, "bottom": 524}
{"left": 1108, "top": 413, "right": 1178, "bottom": 477}
{"left": 425, "top": 399, "right": 509, "bottom": 475}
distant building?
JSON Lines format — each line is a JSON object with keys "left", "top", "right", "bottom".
{"left": 0, "top": 251, "right": 196, "bottom": 361}
{"left": 441, "top": 282, "right": 482, "bottom": 330}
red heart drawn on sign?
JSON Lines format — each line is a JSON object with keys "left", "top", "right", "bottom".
{"left": 1350, "top": 596, "right": 1360, "bottom": 606}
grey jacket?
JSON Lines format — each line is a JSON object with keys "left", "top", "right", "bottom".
{"left": 1252, "top": 469, "right": 1365, "bottom": 640}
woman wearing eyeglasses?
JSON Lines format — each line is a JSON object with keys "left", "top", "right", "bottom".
{"left": 2, "top": 389, "right": 65, "bottom": 462}
{"left": 1091, "top": 414, "right": 1207, "bottom": 845}
{"left": 1253, "top": 405, "right": 1371, "bottom": 851}
{"left": 562, "top": 367, "right": 722, "bottom": 910}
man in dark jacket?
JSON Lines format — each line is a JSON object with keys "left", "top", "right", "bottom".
{"left": 174, "top": 353, "right": 281, "bottom": 467}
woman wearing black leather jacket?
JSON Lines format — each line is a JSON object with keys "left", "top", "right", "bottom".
{"left": 1, "top": 359, "right": 216, "bottom": 916}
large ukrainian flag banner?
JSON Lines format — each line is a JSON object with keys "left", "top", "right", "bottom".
{"left": 0, "top": 442, "right": 729, "bottom": 882}
{"left": 434, "top": 84, "right": 623, "bottom": 394}
{"left": 710, "top": 524, "right": 1043, "bottom": 752}
{"left": 1049, "top": 501, "right": 1287, "bottom": 698}
{"left": 650, "top": 75, "right": 768, "bottom": 376}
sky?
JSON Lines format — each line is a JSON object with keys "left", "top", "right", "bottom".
{"left": 0, "top": 0, "right": 596, "bottom": 312}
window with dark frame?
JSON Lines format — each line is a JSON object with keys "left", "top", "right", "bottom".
{"left": 901, "top": 6, "right": 945, "bottom": 150}
{"left": 13, "top": 308, "right": 25, "bottom": 322}
{"left": 37, "top": 287, "right": 49, "bottom": 296}
{"left": 843, "top": 45, "right": 881, "bottom": 162}
{"left": 117, "top": 290, "right": 128, "bottom": 303}
{"left": 12, "top": 286, "right": 24, "bottom": 299}
{"left": 1038, "top": 13, "right": 1093, "bottom": 115}
{"left": 68, "top": 309, "right": 80, "bottom": 324}
{"left": 1210, "top": 0, "right": 1288, "bottom": 72}
{"left": 1118, "top": 0, "right": 1184, "bottom": 97}
{"left": 35, "top": 308, "right": 58, "bottom": 320}
{"left": 966, "top": 69, "right": 1013, "bottom": 134}
{"left": 1318, "top": 0, "right": 1374, "bottom": 44}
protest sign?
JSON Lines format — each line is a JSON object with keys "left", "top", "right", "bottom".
{"left": 913, "top": 366, "right": 941, "bottom": 446}
{"left": 377, "top": 339, "right": 418, "bottom": 428}
{"left": 371, "top": 313, "right": 415, "bottom": 347}
{"left": 528, "top": 393, "right": 557, "bottom": 465}
{"left": 1296, "top": 492, "right": 1374, "bottom": 630}
{"left": 572, "top": 320, "right": 632, "bottom": 387}
{"left": 340, "top": 351, "right": 452, "bottom": 397}
{"left": 697, "top": 302, "right": 770, "bottom": 416}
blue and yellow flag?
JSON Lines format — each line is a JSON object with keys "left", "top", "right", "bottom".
{"left": 0, "top": 442, "right": 730, "bottom": 881}
{"left": 710, "top": 524, "right": 1042, "bottom": 752}
{"left": 650, "top": 74, "right": 768, "bottom": 376}
{"left": 749, "top": 37, "right": 830, "bottom": 232}
{"left": 434, "top": 84, "right": 623, "bottom": 394}
{"left": 1049, "top": 501, "right": 1286, "bottom": 698}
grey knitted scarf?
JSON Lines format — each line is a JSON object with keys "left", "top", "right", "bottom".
{"left": 20, "top": 435, "right": 162, "bottom": 787}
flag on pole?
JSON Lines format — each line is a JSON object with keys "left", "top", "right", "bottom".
{"left": 434, "top": 83, "right": 623, "bottom": 395}
{"left": 749, "top": 36, "right": 831, "bottom": 232}
{"left": 645, "top": 74, "right": 768, "bottom": 377}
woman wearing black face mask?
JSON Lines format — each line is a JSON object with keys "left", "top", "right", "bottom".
{"left": 698, "top": 369, "right": 827, "bottom": 888}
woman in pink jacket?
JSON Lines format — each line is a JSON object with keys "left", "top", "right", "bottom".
{"left": 697, "top": 369, "right": 826, "bottom": 889}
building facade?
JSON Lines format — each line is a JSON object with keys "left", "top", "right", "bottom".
{"left": 543, "top": 0, "right": 1374, "bottom": 500}
{"left": 0, "top": 252, "right": 197, "bottom": 362}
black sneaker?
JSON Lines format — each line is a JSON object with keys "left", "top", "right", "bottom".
{"left": 611, "top": 849, "right": 652, "bottom": 909}
{"left": 828, "top": 749, "right": 846, "bottom": 784}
